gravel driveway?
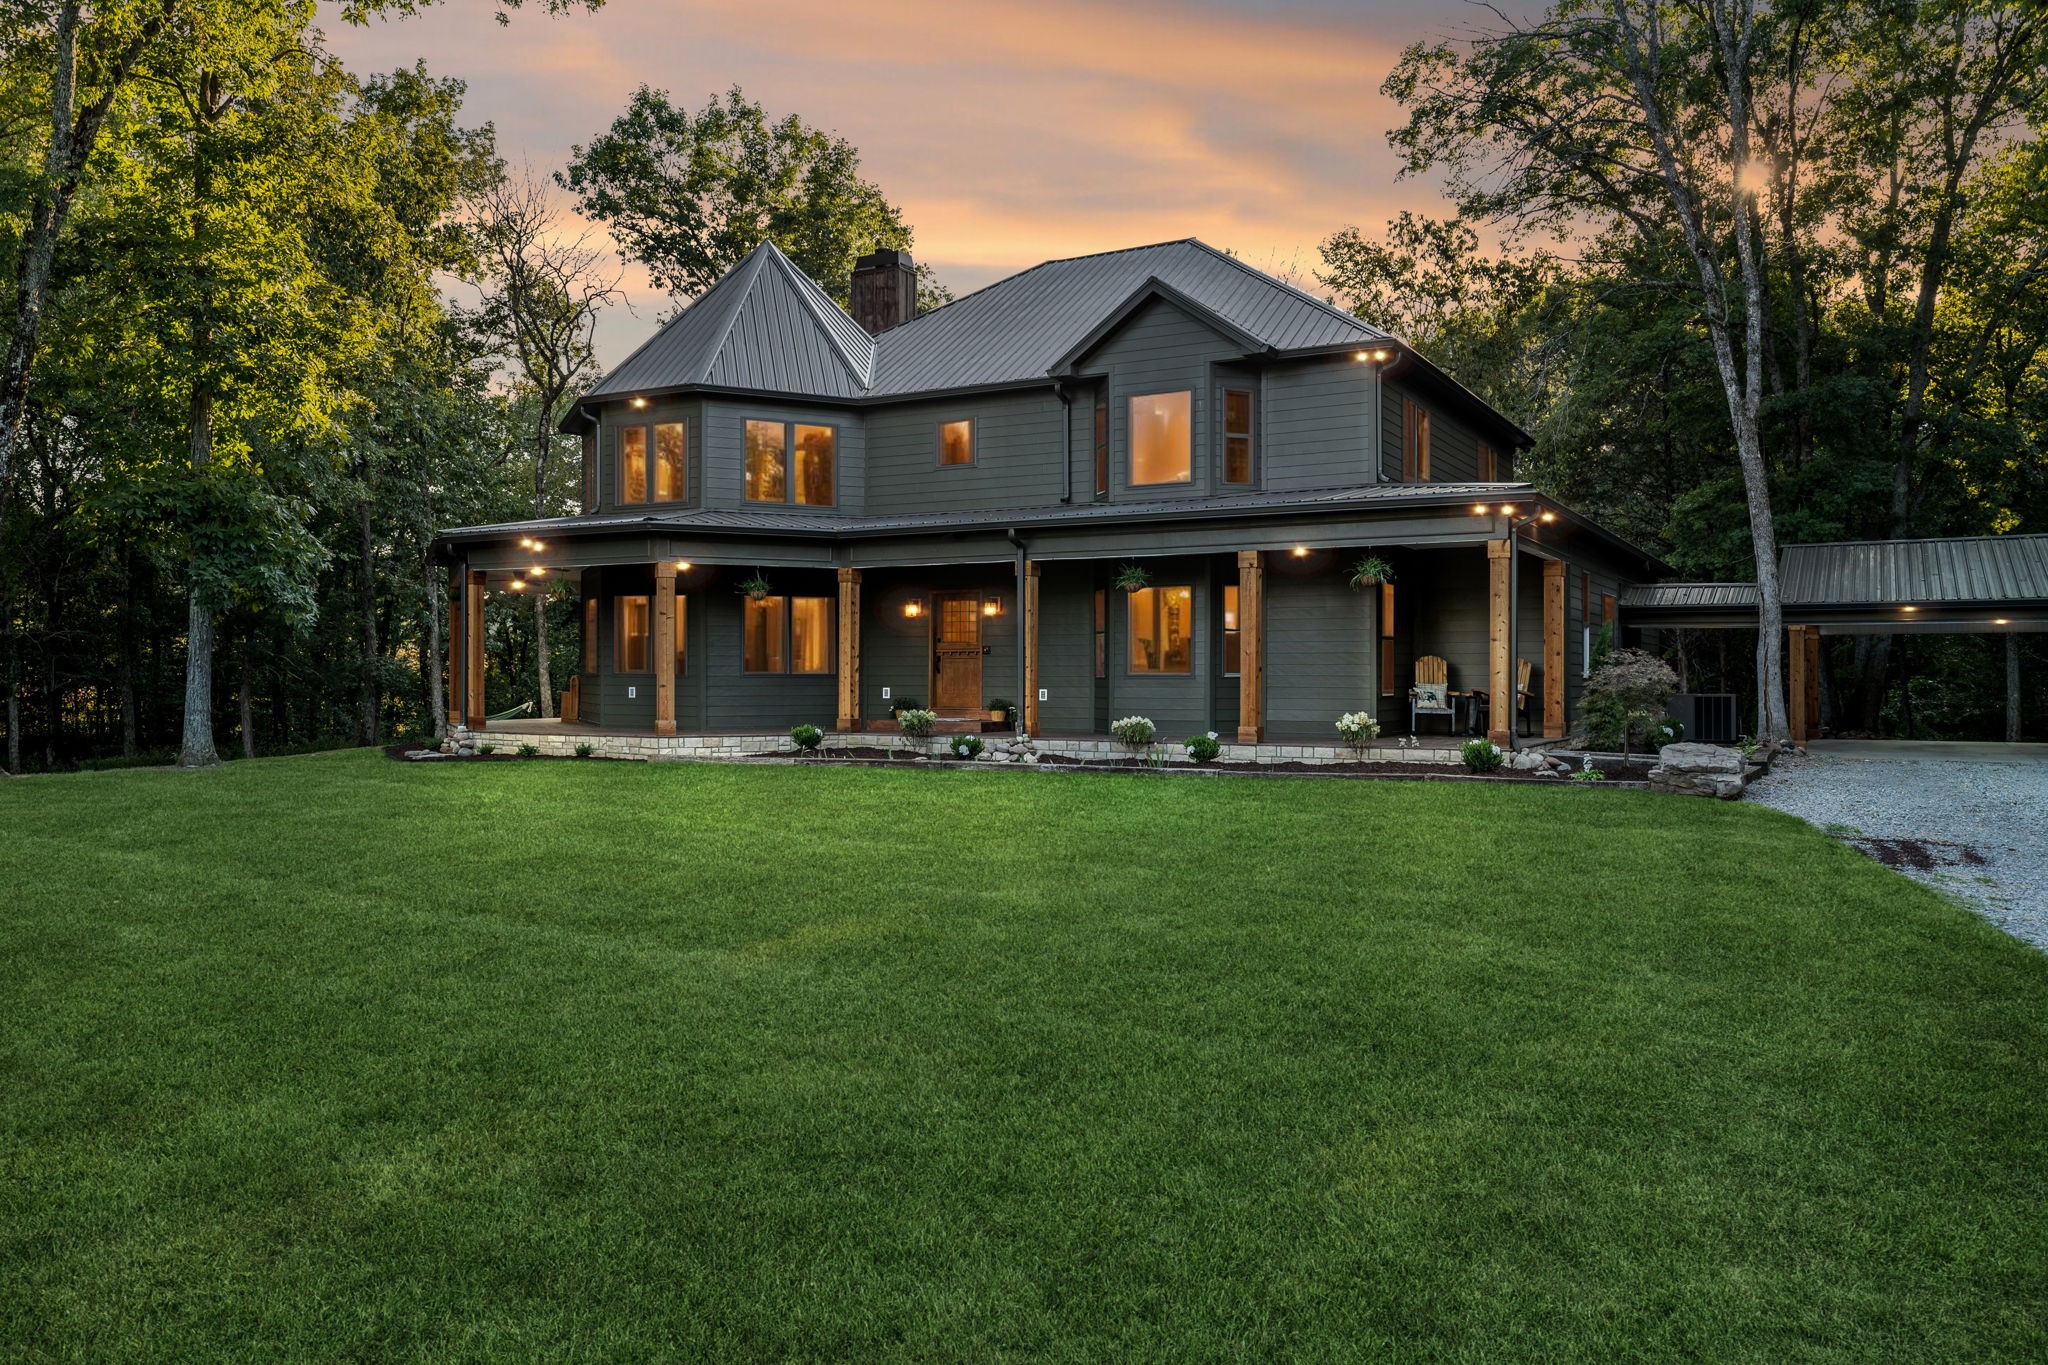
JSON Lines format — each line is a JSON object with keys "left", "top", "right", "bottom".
{"left": 1746, "top": 744, "right": 2048, "bottom": 950}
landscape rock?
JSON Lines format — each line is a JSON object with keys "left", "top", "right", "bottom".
{"left": 1648, "top": 741, "right": 1749, "bottom": 799}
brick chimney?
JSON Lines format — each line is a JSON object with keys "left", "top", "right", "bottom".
{"left": 850, "top": 247, "right": 917, "bottom": 334}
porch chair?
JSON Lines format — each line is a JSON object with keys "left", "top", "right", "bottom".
{"left": 1409, "top": 655, "right": 1455, "bottom": 735}
{"left": 1470, "top": 658, "right": 1535, "bottom": 738}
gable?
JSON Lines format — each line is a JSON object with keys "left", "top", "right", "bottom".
{"left": 1067, "top": 293, "right": 1260, "bottom": 375}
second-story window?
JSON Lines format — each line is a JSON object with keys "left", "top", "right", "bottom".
{"left": 1222, "top": 388, "right": 1254, "bottom": 485}
{"left": 619, "top": 421, "right": 687, "bottom": 504}
{"left": 938, "top": 419, "right": 973, "bottom": 466}
{"left": 1401, "top": 396, "right": 1432, "bottom": 481}
{"left": 1129, "top": 390, "right": 1192, "bottom": 486}
{"left": 1093, "top": 392, "right": 1108, "bottom": 499}
{"left": 745, "top": 420, "right": 836, "bottom": 505}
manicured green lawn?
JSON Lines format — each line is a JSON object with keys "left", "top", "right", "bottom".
{"left": 3, "top": 752, "right": 2044, "bottom": 1361}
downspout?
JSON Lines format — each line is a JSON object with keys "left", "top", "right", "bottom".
{"left": 1007, "top": 528, "right": 1028, "bottom": 737}
{"left": 1055, "top": 381, "right": 1074, "bottom": 504}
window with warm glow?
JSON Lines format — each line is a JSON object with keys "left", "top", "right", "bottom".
{"left": 793, "top": 425, "right": 835, "bottom": 505}
{"left": 582, "top": 597, "right": 598, "bottom": 673}
{"left": 1379, "top": 582, "right": 1396, "bottom": 695}
{"left": 938, "top": 419, "right": 973, "bottom": 466}
{"left": 743, "top": 595, "right": 832, "bottom": 674}
{"left": 617, "top": 595, "right": 650, "bottom": 672}
{"left": 1127, "top": 585, "right": 1193, "bottom": 674}
{"left": 655, "top": 421, "right": 687, "bottom": 501}
{"left": 622, "top": 427, "right": 648, "bottom": 505}
{"left": 743, "top": 594, "right": 785, "bottom": 672}
{"left": 1402, "top": 397, "right": 1432, "bottom": 481}
{"left": 790, "top": 597, "right": 832, "bottom": 673}
{"left": 1478, "top": 442, "right": 1497, "bottom": 481}
{"left": 744, "top": 420, "right": 786, "bottom": 502}
{"left": 1223, "top": 389, "right": 1254, "bottom": 484}
{"left": 1222, "top": 584, "right": 1240, "bottom": 676}
{"left": 675, "top": 595, "right": 687, "bottom": 675}
{"left": 1129, "top": 391, "right": 1192, "bottom": 485}
{"left": 1093, "top": 588, "right": 1107, "bottom": 678}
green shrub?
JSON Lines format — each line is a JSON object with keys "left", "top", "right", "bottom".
{"left": 790, "top": 724, "right": 824, "bottom": 752}
{"left": 516, "top": 743, "right": 539, "bottom": 758}
{"left": 476, "top": 743, "right": 496, "bottom": 756}
{"left": 949, "top": 734, "right": 985, "bottom": 759}
{"left": 574, "top": 742, "right": 594, "bottom": 758}
{"left": 1570, "top": 768, "right": 1608, "bottom": 783}
{"left": 1184, "top": 732, "right": 1222, "bottom": 762}
{"left": 1461, "top": 738, "right": 1504, "bottom": 773}
{"left": 1581, "top": 648, "right": 1678, "bottom": 754}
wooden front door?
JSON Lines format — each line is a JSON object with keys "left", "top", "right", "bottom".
{"left": 930, "top": 592, "right": 985, "bottom": 715}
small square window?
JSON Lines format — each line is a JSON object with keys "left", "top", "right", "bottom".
{"left": 938, "top": 419, "right": 973, "bottom": 466}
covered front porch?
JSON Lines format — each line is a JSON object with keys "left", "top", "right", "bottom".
{"left": 440, "top": 499, "right": 1636, "bottom": 753}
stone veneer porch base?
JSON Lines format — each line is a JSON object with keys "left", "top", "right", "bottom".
{"left": 452, "top": 726, "right": 1465, "bottom": 767}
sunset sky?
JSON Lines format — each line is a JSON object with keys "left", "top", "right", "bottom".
{"left": 322, "top": 0, "right": 1483, "bottom": 366}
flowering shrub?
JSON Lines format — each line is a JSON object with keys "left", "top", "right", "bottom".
{"left": 949, "top": 733, "right": 985, "bottom": 759}
{"left": 1582, "top": 648, "right": 1679, "bottom": 753}
{"left": 1334, "top": 711, "right": 1380, "bottom": 756}
{"left": 1110, "top": 716, "right": 1157, "bottom": 752}
{"left": 1184, "top": 731, "right": 1222, "bottom": 762}
{"left": 790, "top": 723, "right": 824, "bottom": 751}
{"left": 1461, "top": 738, "right": 1504, "bottom": 773}
{"left": 895, "top": 708, "right": 938, "bottom": 738}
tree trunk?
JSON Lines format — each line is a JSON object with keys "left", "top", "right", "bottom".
{"left": 533, "top": 594, "right": 552, "bottom": 720}
{"left": 2007, "top": 635, "right": 2022, "bottom": 744}
{"left": 118, "top": 549, "right": 139, "bottom": 757}
{"left": 356, "top": 495, "right": 380, "bottom": 745}
{"left": 238, "top": 639, "right": 255, "bottom": 760}
{"left": 424, "top": 552, "right": 445, "bottom": 741}
{"left": 178, "top": 383, "right": 219, "bottom": 769}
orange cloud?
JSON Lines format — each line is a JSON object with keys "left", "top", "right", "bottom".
{"left": 323, "top": 0, "right": 1454, "bottom": 365}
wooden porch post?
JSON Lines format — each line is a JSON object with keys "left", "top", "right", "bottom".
{"left": 1487, "top": 539, "right": 1511, "bottom": 746}
{"left": 836, "top": 567, "right": 861, "bottom": 732}
{"left": 464, "top": 570, "right": 487, "bottom": 728}
{"left": 445, "top": 576, "right": 461, "bottom": 732}
{"left": 1787, "top": 624, "right": 1810, "bottom": 745}
{"left": 652, "top": 564, "right": 677, "bottom": 736}
{"left": 1803, "top": 627, "right": 1821, "bottom": 739}
{"left": 1236, "top": 549, "right": 1264, "bottom": 744}
{"left": 1023, "top": 562, "right": 1041, "bottom": 736}
{"left": 1542, "top": 558, "right": 1565, "bottom": 738}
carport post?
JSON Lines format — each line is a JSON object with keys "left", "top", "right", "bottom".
{"left": 2009, "top": 635, "right": 2023, "bottom": 744}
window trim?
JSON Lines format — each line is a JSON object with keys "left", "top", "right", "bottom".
{"left": 1402, "top": 395, "right": 1432, "bottom": 481}
{"left": 1127, "top": 389, "right": 1194, "bottom": 488}
{"left": 615, "top": 419, "right": 691, "bottom": 506}
{"left": 1124, "top": 583, "right": 1196, "bottom": 677}
{"left": 936, "top": 417, "right": 975, "bottom": 468}
{"left": 741, "top": 593, "right": 836, "bottom": 675}
{"left": 1221, "top": 386, "right": 1255, "bottom": 486}
{"left": 744, "top": 419, "right": 840, "bottom": 507}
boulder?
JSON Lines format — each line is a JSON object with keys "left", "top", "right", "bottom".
{"left": 1648, "top": 742, "right": 1748, "bottom": 799}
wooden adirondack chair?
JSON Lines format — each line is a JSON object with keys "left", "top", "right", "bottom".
{"left": 1410, "top": 655, "right": 1455, "bottom": 734}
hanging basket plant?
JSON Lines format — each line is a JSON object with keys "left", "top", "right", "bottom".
{"left": 738, "top": 570, "right": 773, "bottom": 600}
{"left": 1112, "top": 562, "right": 1151, "bottom": 593}
{"left": 1349, "top": 554, "right": 1395, "bottom": 590}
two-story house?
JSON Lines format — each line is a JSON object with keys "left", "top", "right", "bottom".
{"left": 437, "top": 239, "right": 1663, "bottom": 752}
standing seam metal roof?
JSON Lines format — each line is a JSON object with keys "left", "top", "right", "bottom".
{"left": 1780, "top": 535, "right": 2048, "bottom": 605}
{"left": 582, "top": 238, "right": 1387, "bottom": 404}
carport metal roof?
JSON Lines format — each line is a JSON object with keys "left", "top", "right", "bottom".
{"left": 1621, "top": 535, "right": 2048, "bottom": 633}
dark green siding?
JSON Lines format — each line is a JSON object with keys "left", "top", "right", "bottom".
{"left": 697, "top": 398, "right": 864, "bottom": 515}
{"left": 1264, "top": 559, "right": 1376, "bottom": 738}
{"left": 864, "top": 391, "right": 1066, "bottom": 516}
{"left": 1075, "top": 296, "right": 1236, "bottom": 503}
{"left": 1265, "top": 356, "right": 1377, "bottom": 491}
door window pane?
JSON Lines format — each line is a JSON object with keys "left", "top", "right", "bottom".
{"left": 743, "top": 595, "right": 786, "bottom": 672}
{"left": 793, "top": 424, "right": 835, "bottom": 505}
{"left": 938, "top": 419, "right": 973, "bottom": 466}
{"left": 745, "top": 420, "right": 786, "bottom": 502}
{"left": 1223, "top": 584, "right": 1240, "bottom": 676}
{"left": 617, "top": 595, "right": 650, "bottom": 672}
{"left": 655, "top": 421, "right": 687, "bottom": 501}
{"left": 790, "top": 597, "right": 832, "bottom": 674}
{"left": 1223, "top": 388, "right": 1253, "bottom": 484}
{"left": 1129, "top": 391, "right": 1192, "bottom": 485}
{"left": 1127, "top": 585, "right": 1193, "bottom": 674}
{"left": 622, "top": 427, "right": 648, "bottom": 504}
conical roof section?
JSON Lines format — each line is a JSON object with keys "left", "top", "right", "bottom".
{"left": 586, "top": 241, "right": 876, "bottom": 401}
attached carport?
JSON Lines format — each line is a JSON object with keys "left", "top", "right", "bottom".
{"left": 1621, "top": 535, "right": 2047, "bottom": 744}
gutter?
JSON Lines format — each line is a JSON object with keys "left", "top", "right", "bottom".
{"left": 1055, "top": 381, "right": 1073, "bottom": 504}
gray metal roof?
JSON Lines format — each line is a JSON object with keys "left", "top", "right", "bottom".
{"left": 581, "top": 238, "right": 1387, "bottom": 404}
{"left": 587, "top": 243, "right": 876, "bottom": 401}
{"left": 1620, "top": 582, "right": 1761, "bottom": 610}
{"left": 440, "top": 480, "right": 1531, "bottom": 544}
{"left": 1780, "top": 535, "right": 2048, "bottom": 606}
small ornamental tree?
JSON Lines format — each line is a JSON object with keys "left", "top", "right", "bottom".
{"left": 1582, "top": 648, "right": 1678, "bottom": 758}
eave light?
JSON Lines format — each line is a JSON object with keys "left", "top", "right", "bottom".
{"left": 530, "top": 540, "right": 546, "bottom": 551}
{"left": 630, "top": 396, "right": 648, "bottom": 409}
{"left": 1901, "top": 605, "right": 1917, "bottom": 613}
{"left": 1472, "top": 503, "right": 1490, "bottom": 515}
{"left": 509, "top": 578, "right": 528, "bottom": 593}
{"left": 1291, "top": 546, "right": 1310, "bottom": 558}
{"left": 1994, "top": 618, "right": 2010, "bottom": 625}
{"left": 676, "top": 560, "right": 692, "bottom": 571}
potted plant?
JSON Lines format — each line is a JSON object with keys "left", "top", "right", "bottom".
{"left": 1112, "top": 562, "right": 1151, "bottom": 592}
{"left": 1110, "top": 715, "right": 1156, "bottom": 758}
{"left": 1348, "top": 554, "right": 1395, "bottom": 589}
{"left": 985, "top": 697, "right": 1015, "bottom": 725}
{"left": 738, "top": 570, "right": 773, "bottom": 601}
{"left": 889, "top": 696, "right": 923, "bottom": 720}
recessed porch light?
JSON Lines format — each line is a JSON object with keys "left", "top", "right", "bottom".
{"left": 676, "top": 560, "right": 692, "bottom": 571}
{"left": 509, "top": 578, "right": 528, "bottom": 592}
{"left": 1291, "top": 546, "right": 1310, "bottom": 558}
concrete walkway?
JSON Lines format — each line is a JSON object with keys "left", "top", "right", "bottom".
{"left": 1804, "top": 739, "right": 2046, "bottom": 763}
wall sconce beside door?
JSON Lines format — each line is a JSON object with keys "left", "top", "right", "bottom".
{"left": 903, "top": 598, "right": 924, "bottom": 619}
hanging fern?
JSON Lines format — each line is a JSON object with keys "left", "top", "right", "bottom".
{"left": 1349, "top": 554, "right": 1395, "bottom": 589}
{"left": 1112, "top": 562, "right": 1152, "bottom": 592}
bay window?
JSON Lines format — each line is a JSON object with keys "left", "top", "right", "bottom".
{"left": 746, "top": 420, "right": 836, "bottom": 505}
